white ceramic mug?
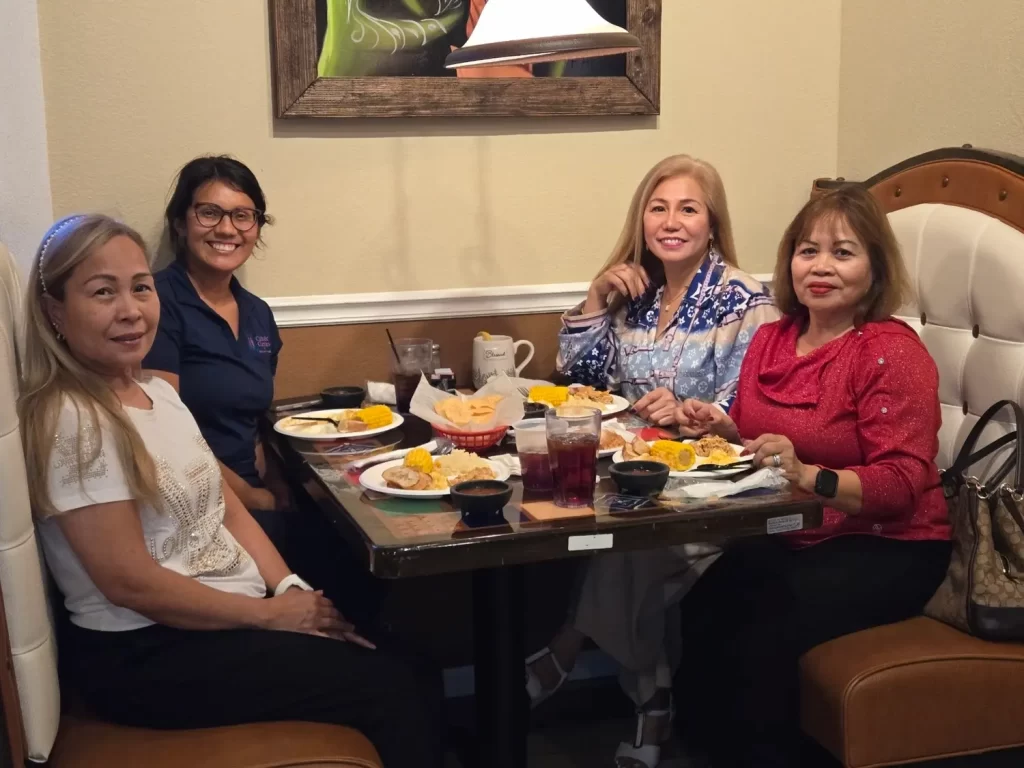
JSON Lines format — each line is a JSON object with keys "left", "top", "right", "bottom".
{"left": 472, "top": 335, "right": 535, "bottom": 390}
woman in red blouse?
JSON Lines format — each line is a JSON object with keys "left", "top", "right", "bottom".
{"left": 671, "top": 186, "right": 952, "bottom": 767}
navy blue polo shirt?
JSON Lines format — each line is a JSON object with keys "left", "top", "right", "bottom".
{"left": 144, "top": 260, "right": 282, "bottom": 485}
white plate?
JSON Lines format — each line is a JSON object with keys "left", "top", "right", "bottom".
{"left": 359, "top": 458, "right": 511, "bottom": 499}
{"left": 611, "top": 442, "right": 753, "bottom": 479}
{"left": 274, "top": 409, "right": 405, "bottom": 441}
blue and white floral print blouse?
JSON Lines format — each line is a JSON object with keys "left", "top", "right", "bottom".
{"left": 557, "top": 257, "right": 778, "bottom": 412}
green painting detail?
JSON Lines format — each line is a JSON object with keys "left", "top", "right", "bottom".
{"left": 316, "top": 0, "right": 626, "bottom": 78}
{"left": 318, "top": 0, "right": 466, "bottom": 77}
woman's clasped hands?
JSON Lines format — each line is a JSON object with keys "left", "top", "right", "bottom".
{"left": 265, "top": 588, "right": 376, "bottom": 649}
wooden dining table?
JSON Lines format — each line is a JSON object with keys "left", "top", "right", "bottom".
{"left": 267, "top": 410, "right": 823, "bottom": 768}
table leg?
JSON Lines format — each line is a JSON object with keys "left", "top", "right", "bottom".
{"left": 472, "top": 565, "right": 528, "bottom": 768}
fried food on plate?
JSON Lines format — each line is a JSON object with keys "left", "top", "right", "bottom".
{"left": 600, "top": 430, "right": 628, "bottom": 451}
{"left": 692, "top": 434, "right": 736, "bottom": 458}
{"left": 623, "top": 436, "right": 652, "bottom": 461}
{"left": 382, "top": 466, "right": 426, "bottom": 490}
{"left": 567, "top": 385, "right": 614, "bottom": 407}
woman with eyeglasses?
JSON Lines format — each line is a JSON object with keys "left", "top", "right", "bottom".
{"left": 143, "top": 156, "right": 383, "bottom": 626}
{"left": 145, "top": 156, "right": 285, "bottom": 514}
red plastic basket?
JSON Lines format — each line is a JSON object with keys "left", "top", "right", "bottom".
{"left": 432, "top": 424, "right": 508, "bottom": 453}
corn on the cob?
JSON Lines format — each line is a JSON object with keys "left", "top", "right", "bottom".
{"left": 404, "top": 447, "right": 434, "bottom": 473}
{"left": 529, "top": 385, "right": 569, "bottom": 407}
{"left": 650, "top": 440, "right": 697, "bottom": 471}
{"left": 357, "top": 405, "right": 393, "bottom": 429}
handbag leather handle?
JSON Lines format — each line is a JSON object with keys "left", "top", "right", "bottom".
{"left": 998, "top": 488, "right": 1024, "bottom": 535}
{"left": 947, "top": 399, "right": 1024, "bottom": 489}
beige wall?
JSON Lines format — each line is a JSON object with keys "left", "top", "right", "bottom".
{"left": 838, "top": 0, "right": 1024, "bottom": 180}
{"left": 38, "top": 0, "right": 840, "bottom": 297}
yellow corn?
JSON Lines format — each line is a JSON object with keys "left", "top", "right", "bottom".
{"left": 404, "top": 447, "right": 434, "bottom": 473}
{"left": 529, "top": 385, "right": 569, "bottom": 407}
{"left": 650, "top": 440, "right": 697, "bottom": 471}
{"left": 357, "top": 405, "right": 393, "bottom": 429}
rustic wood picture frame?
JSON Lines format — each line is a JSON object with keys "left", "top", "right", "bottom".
{"left": 269, "top": 0, "right": 662, "bottom": 119}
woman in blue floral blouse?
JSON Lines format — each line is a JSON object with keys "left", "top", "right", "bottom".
{"left": 529, "top": 155, "right": 778, "bottom": 768}
{"left": 558, "top": 154, "right": 777, "bottom": 427}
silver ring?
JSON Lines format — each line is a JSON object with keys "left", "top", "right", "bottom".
{"left": 772, "top": 454, "right": 782, "bottom": 468}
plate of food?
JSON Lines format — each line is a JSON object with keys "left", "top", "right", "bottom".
{"left": 528, "top": 385, "right": 630, "bottom": 417}
{"left": 613, "top": 434, "right": 753, "bottom": 478}
{"left": 274, "top": 405, "right": 404, "bottom": 441}
{"left": 359, "top": 447, "right": 512, "bottom": 499}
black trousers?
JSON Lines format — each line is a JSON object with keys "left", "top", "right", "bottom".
{"left": 673, "top": 534, "right": 952, "bottom": 768}
{"left": 67, "top": 623, "right": 443, "bottom": 768}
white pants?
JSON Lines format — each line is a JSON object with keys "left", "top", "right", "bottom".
{"left": 570, "top": 543, "right": 722, "bottom": 706}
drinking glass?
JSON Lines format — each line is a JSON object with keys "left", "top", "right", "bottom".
{"left": 513, "top": 419, "right": 553, "bottom": 492}
{"left": 391, "top": 338, "right": 434, "bottom": 412}
{"left": 545, "top": 406, "right": 602, "bottom": 508}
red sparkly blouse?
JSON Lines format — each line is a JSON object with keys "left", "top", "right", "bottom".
{"left": 731, "top": 317, "right": 951, "bottom": 547}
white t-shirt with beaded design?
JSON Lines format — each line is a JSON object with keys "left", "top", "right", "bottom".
{"left": 37, "top": 376, "right": 266, "bottom": 631}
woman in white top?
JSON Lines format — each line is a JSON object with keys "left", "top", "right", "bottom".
{"left": 19, "top": 214, "right": 442, "bottom": 768}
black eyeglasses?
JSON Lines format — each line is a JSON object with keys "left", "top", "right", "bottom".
{"left": 192, "top": 203, "right": 265, "bottom": 232}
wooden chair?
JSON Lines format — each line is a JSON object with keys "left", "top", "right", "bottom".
{"left": 0, "top": 242, "right": 381, "bottom": 767}
{"left": 800, "top": 147, "right": 1024, "bottom": 767}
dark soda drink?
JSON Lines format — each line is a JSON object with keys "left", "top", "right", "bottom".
{"left": 393, "top": 372, "right": 420, "bottom": 412}
{"left": 547, "top": 433, "right": 599, "bottom": 507}
{"left": 519, "top": 451, "right": 553, "bottom": 492}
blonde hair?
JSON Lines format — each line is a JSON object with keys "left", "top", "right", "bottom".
{"left": 19, "top": 214, "right": 160, "bottom": 519}
{"left": 772, "top": 185, "right": 913, "bottom": 325}
{"left": 598, "top": 154, "right": 739, "bottom": 305}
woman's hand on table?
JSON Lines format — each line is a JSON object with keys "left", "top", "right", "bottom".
{"left": 743, "top": 433, "right": 809, "bottom": 484}
{"left": 676, "top": 399, "right": 740, "bottom": 442}
{"left": 633, "top": 387, "right": 679, "bottom": 426}
{"left": 582, "top": 263, "right": 650, "bottom": 313}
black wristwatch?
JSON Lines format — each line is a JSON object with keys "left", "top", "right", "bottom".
{"left": 814, "top": 468, "right": 839, "bottom": 499}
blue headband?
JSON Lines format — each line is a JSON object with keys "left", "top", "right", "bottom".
{"left": 37, "top": 215, "right": 88, "bottom": 294}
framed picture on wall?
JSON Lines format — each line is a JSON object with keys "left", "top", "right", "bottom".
{"left": 269, "top": 0, "right": 662, "bottom": 118}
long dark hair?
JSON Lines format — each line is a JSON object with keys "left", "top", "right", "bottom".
{"left": 165, "top": 155, "right": 274, "bottom": 260}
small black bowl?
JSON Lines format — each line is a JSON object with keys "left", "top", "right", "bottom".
{"left": 523, "top": 401, "right": 550, "bottom": 419}
{"left": 609, "top": 461, "right": 670, "bottom": 497}
{"left": 451, "top": 480, "right": 513, "bottom": 527}
{"left": 321, "top": 385, "right": 366, "bottom": 409}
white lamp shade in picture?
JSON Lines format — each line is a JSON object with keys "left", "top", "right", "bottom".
{"left": 445, "top": 0, "right": 641, "bottom": 70}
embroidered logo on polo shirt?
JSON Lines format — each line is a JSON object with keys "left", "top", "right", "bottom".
{"left": 248, "top": 335, "right": 272, "bottom": 353}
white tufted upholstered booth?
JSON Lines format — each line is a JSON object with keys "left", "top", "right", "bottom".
{"left": 0, "top": 244, "right": 382, "bottom": 767}
{"left": 0, "top": 243, "right": 61, "bottom": 763}
{"left": 800, "top": 147, "right": 1024, "bottom": 767}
